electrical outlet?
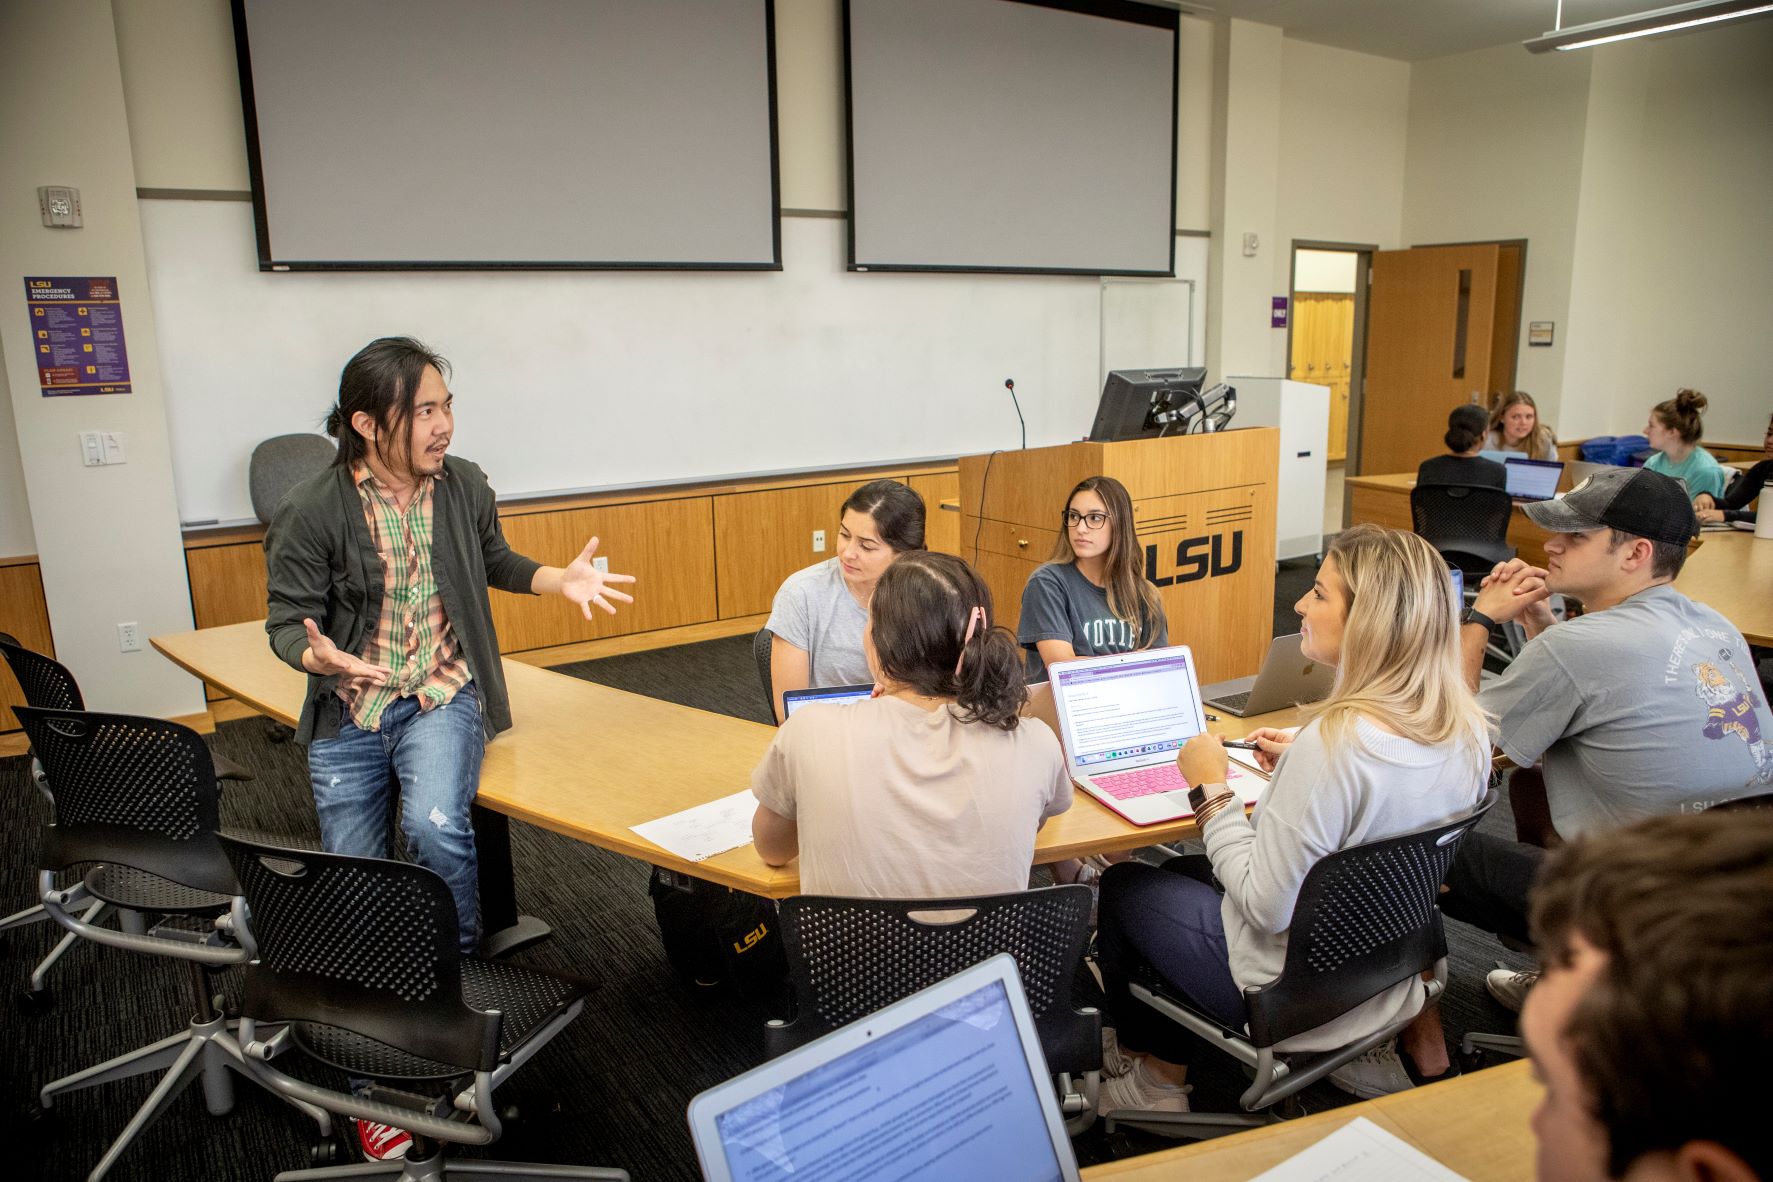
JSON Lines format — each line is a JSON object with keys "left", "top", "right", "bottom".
{"left": 117, "top": 621, "right": 141, "bottom": 653}
{"left": 592, "top": 556, "right": 609, "bottom": 574}
{"left": 812, "top": 529, "right": 826, "bottom": 552}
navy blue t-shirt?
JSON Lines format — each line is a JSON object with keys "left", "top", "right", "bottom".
{"left": 1016, "top": 562, "right": 1168, "bottom": 681}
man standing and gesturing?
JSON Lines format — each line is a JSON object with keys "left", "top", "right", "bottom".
{"left": 266, "top": 336, "right": 635, "bottom": 959}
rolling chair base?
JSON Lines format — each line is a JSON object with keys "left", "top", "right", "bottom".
{"left": 275, "top": 1161, "right": 628, "bottom": 1181}
{"left": 42, "top": 1003, "right": 331, "bottom": 1181}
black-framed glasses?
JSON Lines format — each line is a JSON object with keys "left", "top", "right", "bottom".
{"left": 1062, "top": 509, "right": 1111, "bottom": 531}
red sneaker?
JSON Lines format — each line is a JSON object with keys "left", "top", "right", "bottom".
{"left": 356, "top": 1119, "right": 412, "bottom": 1161}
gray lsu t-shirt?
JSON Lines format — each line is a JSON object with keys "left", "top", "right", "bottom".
{"left": 1479, "top": 584, "right": 1773, "bottom": 838}
{"left": 1017, "top": 561, "right": 1169, "bottom": 680}
{"left": 765, "top": 558, "right": 872, "bottom": 689}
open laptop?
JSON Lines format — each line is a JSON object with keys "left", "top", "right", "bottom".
{"left": 687, "top": 954, "right": 1081, "bottom": 1182}
{"left": 1200, "top": 632, "right": 1335, "bottom": 718}
{"left": 1562, "top": 458, "right": 1612, "bottom": 488}
{"left": 1049, "top": 645, "right": 1263, "bottom": 826}
{"left": 1504, "top": 457, "right": 1564, "bottom": 502}
{"left": 780, "top": 683, "right": 873, "bottom": 718}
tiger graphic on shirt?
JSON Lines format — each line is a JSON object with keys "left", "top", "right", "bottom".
{"left": 1692, "top": 651, "right": 1773, "bottom": 783}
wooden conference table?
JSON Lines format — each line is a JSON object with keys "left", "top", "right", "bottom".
{"left": 1348, "top": 472, "right": 1772, "bottom": 646}
{"left": 1081, "top": 1059, "right": 1540, "bottom": 1181}
{"left": 153, "top": 622, "right": 1292, "bottom": 946}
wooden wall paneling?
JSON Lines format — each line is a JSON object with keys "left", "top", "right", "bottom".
{"left": 187, "top": 542, "right": 271, "bottom": 630}
{"left": 909, "top": 471, "right": 961, "bottom": 554}
{"left": 491, "top": 497, "right": 716, "bottom": 652}
{"left": 713, "top": 482, "right": 852, "bottom": 619}
{"left": 960, "top": 443, "right": 1106, "bottom": 532}
{"left": 0, "top": 559, "right": 54, "bottom": 731}
{"left": 969, "top": 549, "right": 1044, "bottom": 635}
{"left": 1489, "top": 244, "right": 1523, "bottom": 398}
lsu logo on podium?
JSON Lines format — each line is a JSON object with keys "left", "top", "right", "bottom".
{"left": 1144, "top": 529, "right": 1244, "bottom": 587}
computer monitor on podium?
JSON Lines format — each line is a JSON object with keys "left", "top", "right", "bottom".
{"left": 1087, "top": 367, "right": 1236, "bottom": 441}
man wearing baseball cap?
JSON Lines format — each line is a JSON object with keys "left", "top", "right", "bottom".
{"left": 1438, "top": 466, "right": 1772, "bottom": 1008}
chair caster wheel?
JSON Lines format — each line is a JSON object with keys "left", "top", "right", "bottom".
{"left": 18, "top": 987, "right": 53, "bottom": 1016}
{"left": 310, "top": 1135, "right": 344, "bottom": 1165}
{"left": 497, "top": 1101, "right": 522, "bottom": 1126}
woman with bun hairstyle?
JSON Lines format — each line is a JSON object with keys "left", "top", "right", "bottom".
{"left": 1018, "top": 475, "right": 1168, "bottom": 681}
{"left": 765, "top": 479, "right": 926, "bottom": 722}
{"left": 1643, "top": 388, "right": 1729, "bottom": 503}
{"left": 751, "top": 551, "right": 1072, "bottom": 898}
{"left": 1418, "top": 404, "right": 1507, "bottom": 489}
{"left": 1484, "top": 391, "right": 1558, "bottom": 461}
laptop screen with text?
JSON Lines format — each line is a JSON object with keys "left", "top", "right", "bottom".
{"left": 1054, "top": 651, "right": 1206, "bottom": 769}
{"left": 1505, "top": 458, "right": 1563, "bottom": 501}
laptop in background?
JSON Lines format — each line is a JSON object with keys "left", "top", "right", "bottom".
{"left": 1478, "top": 448, "right": 1515, "bottom": 465}
{"left": 687, "top": 954, "right": 1081, "bottom": 1182}
{"left": 1504, "top": 457, "right": 1564, "bottom": 501}
{"left": 1049, "top": 645, "right": 1263, "bottom": 825}
{"left": 780, "top": 683, "right": 873, "bottom": 718}
{"left": 1201, "top": 633, "right": 1335, "bottom": 718}
{"left": 1563, "top": 459, "right": 1612, "bottom": 488}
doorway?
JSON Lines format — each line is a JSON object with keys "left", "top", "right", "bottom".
{"left": 1288, "top": 241, "right": 1375, "bottom": 534}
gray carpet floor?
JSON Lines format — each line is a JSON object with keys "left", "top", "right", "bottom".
{"left": 1, "top": 556, "right": 1527, "bottom": 1180}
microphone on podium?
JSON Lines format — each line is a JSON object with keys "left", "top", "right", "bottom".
{"left": 1003, "top": 378, "right": 1027, "bottom": 450}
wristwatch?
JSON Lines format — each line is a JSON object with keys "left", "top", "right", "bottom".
{"left": 1461, "top": 606, "right": 1497, "bottom": 632}
{"left": 1187, "top": 783, "right": 1211, "bottom": 814}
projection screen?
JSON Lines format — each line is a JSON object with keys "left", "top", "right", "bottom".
{"left": 232, "top": 0, "right": 779, "bottom": 270}
{"left": 845, "top": 0, "right": 1178, "bottom": 275}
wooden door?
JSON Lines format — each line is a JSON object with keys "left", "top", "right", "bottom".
{"left": 1288, "top": 293, "right": 1354, "bottom": 463}
{"left": 1360, "top": 245, "right": 1501, "bottom": 475}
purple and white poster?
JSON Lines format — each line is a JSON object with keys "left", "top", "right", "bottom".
{"left": 24, "top": 276, "right": 133, "bottom": 396}
{"left": 1271, "top": 296, "right": 1289, "bottom": 329}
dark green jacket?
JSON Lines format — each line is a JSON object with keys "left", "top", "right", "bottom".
{"left": 264, "top": 455, "right": 541, "bottom": 745}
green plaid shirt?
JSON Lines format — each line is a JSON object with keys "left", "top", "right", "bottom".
{"left": 343, "top": 465, "right": 471, "bottom": 731}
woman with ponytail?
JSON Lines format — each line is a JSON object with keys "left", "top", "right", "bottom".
{"left": 750, "top": 551, "right": 1071, "bottom": 897}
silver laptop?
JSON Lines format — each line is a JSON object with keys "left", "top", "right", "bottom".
{"left": 1563, "top": 459, "right": 1613, "bottom": 488}
{"left": 1201, "top": 633, "right": 1335, "bottom": 718}
{"left": 780, "top": 682, "right": 872, "bottom": 718}
{"left": 687, "top": 954, "right": 1081, "bottom": 1182}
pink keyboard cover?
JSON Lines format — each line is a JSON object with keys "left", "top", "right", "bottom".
{"left": 1092, "top": 763, "right": 1190, "bottom": 801}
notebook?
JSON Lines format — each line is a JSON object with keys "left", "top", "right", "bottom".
{"left": 686, "top": 954, "right": 1081, "bottom": 1182}
{"left": 1049, "top": 645, "right": 1265, "bottom": 826}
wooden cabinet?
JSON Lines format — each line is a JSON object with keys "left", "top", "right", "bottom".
{"left": 0, "top": 557, "right": 54, "bottom": 731}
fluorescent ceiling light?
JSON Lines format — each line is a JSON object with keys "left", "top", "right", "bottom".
{"left": 1525, "top": 0, "right": 1773, "bottom": 52}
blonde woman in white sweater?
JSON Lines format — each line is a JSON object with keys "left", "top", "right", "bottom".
{"left": 1095, "top": 525, "right": 1490, "bottom": 1114}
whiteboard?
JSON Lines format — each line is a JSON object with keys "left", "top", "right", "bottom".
{"left": 139, "top": 200, "right": 1208, "bottom": 524}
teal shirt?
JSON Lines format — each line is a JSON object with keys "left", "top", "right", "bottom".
{"left": 1644, "top": 447, "right": 1728, "bottom": 500}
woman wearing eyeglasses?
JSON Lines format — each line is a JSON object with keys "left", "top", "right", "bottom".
{"left": 1017, "top": 475, "right": 1169, "bottom": 682}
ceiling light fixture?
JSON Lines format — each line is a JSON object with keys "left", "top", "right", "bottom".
{"left": 1525, "top": 0, "right": 1773, "bottom": 52}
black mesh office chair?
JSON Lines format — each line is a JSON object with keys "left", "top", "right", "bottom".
{"left": 0, "top": 633, "right": 253, "bottom": 1013}
{"left": 249, "top": 433, "right": 337, "bottom": 525}
{"left": 752, "top": 627, "right": 776, "bottom": 722}
{"left": 1106, "top": 790, "right": 1496, "bottom": 1141}
{"left": 16, "top": 707, "right": 331, "bottom": 1179}
{"left": 765, "top": 885, "right": 1102, "bottom": 1134}
{"left": 1410, "top": 483, "right": 1516, "bottom": 574}
{"left": 221, "top": 835, "right": 626, "bottom": 1181}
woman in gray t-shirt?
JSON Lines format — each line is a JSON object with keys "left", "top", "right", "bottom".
{"left": 764, "top": 479, "right": 925, "bottom": 722}
{"left": 1017, "top": 475, "right": 1168, "bottom": 683}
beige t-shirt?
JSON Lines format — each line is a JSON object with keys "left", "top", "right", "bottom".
{"left": 751, "top": 695, "right": 1073, "bottom": 898}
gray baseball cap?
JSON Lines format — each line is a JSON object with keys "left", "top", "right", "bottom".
{"left": 1522, "top": 466, "right": 1698, "bottom": 546}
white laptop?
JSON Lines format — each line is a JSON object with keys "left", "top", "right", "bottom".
{"left": 686, "top": 954, "right": 1081, "bottom": 1182}
{"left": 1200, "top": 633, "right": 1335, "bottom": 718}
{"left": 1504, "top": 457, "right": 1564, "bottom": 501}
{"left": 1049, "top": 645, "right": 1264, "bottom": 826}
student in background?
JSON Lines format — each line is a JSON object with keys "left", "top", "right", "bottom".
{"left": 1018, "top": 475, "right": 1168, "bottom": 682}
{"left": 750, "top": 551, "right": 1071, "bottom": 898}
{"left": 1093, "top": 526, "right": 1490, "bottom": 1112}
{"left": 1521, "top": 809, "right": 1772, "bottom": 1182}
{"left": 1485, "top": 391, "right": 1559, "bottom": 461}
{"left": 766, "top": 479, "right": 925, "bottom": 722}
{"left": 1419, "top": 404, "right": 1508, "bottom": 488}
{"left": 1643, "top": 388, "right": 1729, "bottom": 503}
{"left": 1696, "top": 408, "right": 1772, "bottom": 526}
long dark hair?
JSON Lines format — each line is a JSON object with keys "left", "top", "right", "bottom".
{"left": 841, "top": 479, "right": 926, "bottom": 552}
{"left": 325, "top": 337, "right": 449, "bottom": 473}
{"left": 870, "top": 552, "right": 1025, "bottom": 731}
{"left": 1046, "top": 475, "right": 1163, "bottom": 648}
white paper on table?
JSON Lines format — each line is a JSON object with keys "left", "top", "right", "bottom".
{"left": 1226, "top": 758, "right": 1269, "bottom": 807}
{"left": 631, "top": 789, "right": 758, "bottom": 863}
{"left": 1248, "top": 1116, "right": 1471, "bottom": 1182}
{"left": 1228, "top": 748, "right": 1268, "bottom": 776}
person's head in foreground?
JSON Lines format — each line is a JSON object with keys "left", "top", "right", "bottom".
{"left": 1521, "top": 467, "right": 1697, "bottom": 606}
{"left": 1523, "top": 807, "right": 1773, "bottom": 1182}
{"left": 865, "top": 550, "right": 1026, "bottom": 729}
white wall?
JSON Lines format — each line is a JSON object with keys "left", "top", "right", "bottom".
{"left": 113, "top": 0, "right": 249, "bottom": 192}
{"left": 1561, "top": 22, "right": 1773, "bottom": 442}
{"left": 1401, "top": 43, "right": 1592, "bottom": 432}
{"left": 0, "top": 1, "right": 203, "bottom": 718}
{"left": 1205, "top": 18, "right": 1284, "bottom": 381}
{"left": 1293, "top": 249, "right": 1358, "bottom": 294}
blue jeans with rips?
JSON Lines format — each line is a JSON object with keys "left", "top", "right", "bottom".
{"left": 307, "top": 682, "right": 485, "bottom": 953}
